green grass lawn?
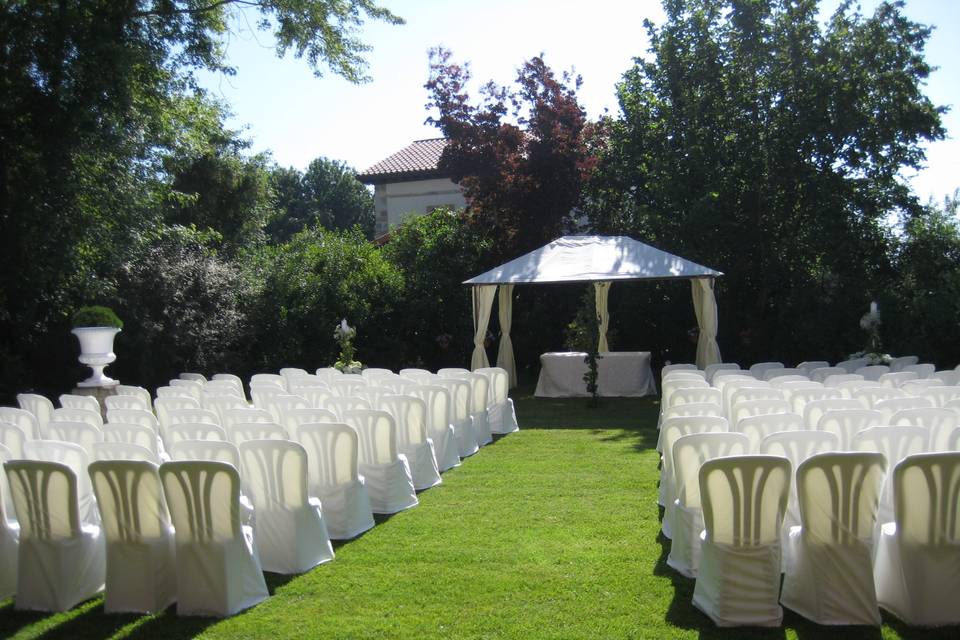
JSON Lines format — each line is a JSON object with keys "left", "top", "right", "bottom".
{"left": 0, "top": 391, "right": 956, "bottom": 639}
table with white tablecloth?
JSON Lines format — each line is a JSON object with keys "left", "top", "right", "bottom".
{"left": 534, "top": 351, "right": 657, "bottom": 398}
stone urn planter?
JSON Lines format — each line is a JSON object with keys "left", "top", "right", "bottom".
{"left": 72, "top": 326, "right": 121, "bottom": 387}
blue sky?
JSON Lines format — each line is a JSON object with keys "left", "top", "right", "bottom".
{"left": 197, "top": 0, "right": 959, "bottom": 204}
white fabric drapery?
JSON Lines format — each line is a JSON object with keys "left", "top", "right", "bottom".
{"left": 470, "top": 285, "right": 497, "bottom": 370}
{"left": 691, "top": 277, "right": 722, "bottom": 369}
{"left": 496, "top": 285, "right": 517, "bottom": 388}
{"left": 594, "top": 281, "right": 611, "bottom": 352}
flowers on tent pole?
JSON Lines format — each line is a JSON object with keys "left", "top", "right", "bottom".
{"left": 333, "top": 319, "right": 363, "bottom": 373}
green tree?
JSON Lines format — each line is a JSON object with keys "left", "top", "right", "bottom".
{"left": 588, "top": 0, "right": 944, "bottom": 364}
{"left": 268, "top": 157, "right": 375, "bottom": 241}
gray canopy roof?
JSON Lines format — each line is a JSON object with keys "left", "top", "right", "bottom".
{"left": 463, "top": 235, "right": 723, "bottom": 285}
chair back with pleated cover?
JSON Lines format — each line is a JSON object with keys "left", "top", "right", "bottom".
{"left": 343, "top": 410, "right": 398, "bottom": 466}
{"left": 160, "top": 460, "right": 241, "bottom": 543}
{"left": 797, "top": 452, "right": 885, "bottom": 545}
{"left": 296, "top": 423, "right": 359, "bottom": 489}
{"left": 168, "top": 440, "right": 240, "bottom": 468}
{"left": 239, "top": 440, "right": 310, "bottom": 511}
{"left": 673, "top": 432, "right": 749, "bottom": 510}
{"left": 699, "top": 455, "right": 791, "bottom": 546}
{"left": 379, "top": 395, "right": 429, "bottom": 450}
{"left": 892, "top": 452, "right": 960, "bottom": 545}
{"left": 89, "top": 460, "right": 170, "bottom": 542}
{"left": 5, "top": 460, "right": 80, "bottom": 539}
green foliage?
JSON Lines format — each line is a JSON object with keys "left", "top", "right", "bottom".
{"left": 587, "top": 0, "right": 944, "bottom": 365}
{"left": 268, "top": 157, "right": 375, "bottom": 241}
{"left": 380, "top": 208, "right": 493, "bottom": 368}
{"left": 109, "top": 226, "right": 253, "bottom": 390}
{"left": 248, "top": 226, "right": 403, "bottom": 369}
{"left": 71, "top": 306, "right": 123, "bottom": 329}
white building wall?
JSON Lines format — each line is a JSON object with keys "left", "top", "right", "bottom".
{"left": 373, "top": 178, "right": 466, "bottom": 237}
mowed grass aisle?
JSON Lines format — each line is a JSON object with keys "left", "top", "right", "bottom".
{"left": 1, "top": 394, "right": 955, "bottom": 639}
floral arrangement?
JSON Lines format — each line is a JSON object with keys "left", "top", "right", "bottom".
{"left": 333, "top": 319, "right": 362, "bottom": 373}
{"left": 849, "top": 301, "right": 890, "bottom": 364}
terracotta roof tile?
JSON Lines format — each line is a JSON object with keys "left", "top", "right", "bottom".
{"left": 357, "top": 138, "right": 449, "bottom": 183}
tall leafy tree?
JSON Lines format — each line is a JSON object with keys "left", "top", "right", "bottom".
{"left": 0, "top": 0, "right": 402, "bottom": 397}
{"left": 588, "top": 0, "right": 944, "bottom": 363}
{"left": 268, "top": 157, "right": 375, "bottom": 241}
{"left": 425, "top": 47, "right": 596, "bottom": 260}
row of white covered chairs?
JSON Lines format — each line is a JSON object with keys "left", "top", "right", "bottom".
{"left": 2, "top": 444, "right": 334, "bottom": 616}
{"left": 664, "top": 357, "right": 957, "bottom": 385}
{"left": 674, "top": 451, "right": 960, "bottom": 628}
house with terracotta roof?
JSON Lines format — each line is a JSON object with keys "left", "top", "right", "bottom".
{"left": 356, "top": 138, "right": 466, "bottom": 238}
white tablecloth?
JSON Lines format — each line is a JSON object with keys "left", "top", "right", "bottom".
{"left": 534, "top": 351, "right": 657, "bottom": 398}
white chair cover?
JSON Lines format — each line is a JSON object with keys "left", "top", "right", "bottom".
{"left": 0, "top": 421, "right": 28, "bottom": 458}
{"left": 816, "top": 409, "right": 884, "bottom": 450}
{"left": 115, "top": 385, "right": 153, "bottom": 408}
{"left": 853, "top": 425, "right": 928, "bottom": 529}
{"left": 887, "top": 356, "right": 919, "bottom": 372}
{"left": 295, "top": 423, "right": 375, "bottom": 540}
{"left": 0, "top": 444, "right": 19, "bottom": 599}
{"left": 23, "top": 440, "right": 99, "bottom": 527}
{"left": 51, "top": 407, "right": 103, "bottom": 430}
{"left": 159, "top": 460, "right": 269, "bottom": 617}
{"left": 411, "top": 385, "right": 460, "bottom": 472}
{"left": 46, "top": 421, "right": 103, "bottom": 459}
{"left": 378, "top": 395, "right": 441, "bottom": 491}
{"left": 59, "top": 394, "right": 101, "bottom": 414}
{"left": 796, "top": 361, "right": 830, "bottom": 376}
{"left": 855, "top": 365, "right": 890, "bottom": 381}
{"left": 873, "top": 452, "right": 960, "bottom": 626}
{"left": 851, "top": 386, "right": 906, "bottom": 408}
{"left": 228, "top": 422, "right": 288, "bottom": 446}
{"left": 16, "top": 393, "right": 54, "bottom": 437}
{"left": 878, "top": 371, "right": 919, "bottom": 388}
{"left": 748, "top": 362, "right": 784, "bottom": 380}
{"left": 735, "top": 412, "right": 804, "bottom": 453}
{"left": 0, "top": 407, "right": 41, "bottom": 441}
{"left": 692, "top": 455, "right": 791, "bottom": 627}
{"left": 658, "top": 416, "right": 728, "bottom": 515}
{"left": 281, "top": 408, "right": 338, "bottom": 439}
{"left": 156, "top": 385, "right": 194, "bottom": 400}
{"left": 5, "top": 460, "right": 104, "bottom": 611}
{"left": 88, "top": 460, "right": 175, "bottom": 613}
{"left": 315, "top": 367, "right": 344, "bottom": 383}
{"left": 343, "top": 410, "right": 418, "bottom": 514}
{"left": 324, "top": 396, "right": 372, "bottom": 420}
{"left": 179, "top": 372, "right": 207, "bottom": 383}
{"left": 781, "top": 452, "right": 886, "bottom": 625}
{"left": 667, "top": 432, "right": 748, "bottom": 578}
{"left": 169, "top": 379, "right": 203, "bottom": 400}
{"left": 92, "top": 442, "right": 159, "bottom": 464}
{"left": 763, "top": 368, "right": 806, "bottom": 381}
{"left": 167, "top": 408, "right": 222, "bottom": 428}
{"left": 890, "top": 407, "right": 959, "bottom": 451}
{"left": 104, "top": 394, "right": 151, "bottom": 412}
{"left": 810, "top": 366, "right": 847, "bottom": 383}
{"left": 875, "top": 396, "right": 934, "bottom": 424}
{"left": 662, "top": 363, "right": 699, "bottom": 381}
{"left": 837, "top": 357, "right": 870, "bottom": 373}
{"left": 703, "top": 363, "right": 740, "bottom": 384}
{"left": 106, "top": 408, "right": 160, "bottom": 434}
{"left": 222, "top": 407, "right": 274, "bottom": 429}
{"left": 661, "top": 403, "right": 722, "bottom": 422}
{"left": 474, "top": 367, "right": 519, "bottom": 434}
{"left": 166, "top": 423, "right": 227, "bottom": 447}
{"left": 250, "top": 373, "right": 286, "bottom": 388}
{"left": 803, "top": 398, "right": 863, "bottom": 429}
{"left": 434, "top": 378, "right": 479, "bottom": 457}
{"left": 238, "top": 440, "right": 334, "bottom": 574}
{"left": 461, "top": 372, "right": 493, "bottom": 446}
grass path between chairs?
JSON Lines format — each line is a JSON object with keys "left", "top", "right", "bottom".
{"left": 1, "top": 393, "right": 956, "bottom": 639}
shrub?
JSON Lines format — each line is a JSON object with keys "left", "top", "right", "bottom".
{"left": 71, "top": 305, "right": 123, "bottom": 329}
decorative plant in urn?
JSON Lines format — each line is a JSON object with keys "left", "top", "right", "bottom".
{"left": 333, "top": 319, "right": 363, "bottom": 373}
{"left": 71, "top": 305, "right": 123, "bottom": 387}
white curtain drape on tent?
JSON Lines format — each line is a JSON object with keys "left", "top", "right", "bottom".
{"left": 496, "top": 285, "right": 517, "bottom": 388}
{"left": 691, "top": 277, "right": 721, "bottom": 368}
{"left": 594, "top": 281, "right": 611, "bottom": 352}
{"left": 471, "top": 285, "right": 497, "bottom": 370}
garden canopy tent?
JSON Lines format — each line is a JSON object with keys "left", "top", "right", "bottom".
{"left": 463, "top": 235, "right": 724, "bottom": 386}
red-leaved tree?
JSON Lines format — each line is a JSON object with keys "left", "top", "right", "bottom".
{"left": 425, "top": 47, "right": 597, "bottom": 260}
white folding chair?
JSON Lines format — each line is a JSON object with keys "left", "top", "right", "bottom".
{"left": 662, "top": 378, "right": 710, "bottom": 417}
{"left": 878, "top": 371, "right": 919, "bottom": 388}
{"left": 900, "top": 363, "right": 936, "bottom": 379}
{"left": 735, "top": 412, "right": 804, "bottom": 453}
{"left": 238, "top": 440, "right": 335, "bottom": 574}
{"left": 58, "top": 394, "right": 101, "bottom": 414}
{"left": 361, "top": 367, "right": 396, "bottom": 381}
{"left": 1, "top": 407, "right": 41, "bottom": 442}
{"left": 661, "top": 403, "right": 722, "bottom": 421}
{"left": 88, "top": 460, "right": 175, "bottom": 613}
{"left": 759, "top": 430, "right": 840, "bottom": 538}
{"left": 250, "top": 373, "right": 286, "bottom": 389}
{"left": 325, "top": 396, "right": 372, "bottom": 420}
{"left": 411, "top": 385, "right": 459, "bottom": 472}
{"left": 295, "top": 423, "right": 375, "bottom": 540}
{"left": 4, "top": 460, "right": 104, "bottom": 612}
{"left": 796, "top": 361, "right": 830, "bottom": 377}
{"left": 165, "top": 423, "right": 226, "bottom": 447}
{"left": 106, "top": 408, "right": 160, "bottom": 434}
{"left": 92, "top": 442, "right": 159, "bottom": 464}
{"left": 115, "top": 385, "right": 152, "bottom": 408}
{"left": 433, "top": 378, "right": 479, "bottom": 458}
{"left": 853, "top": 425, "right": 928, "bottom": 528}
{"left": 803, "top": 398, "right": 863, "bottom": 429}
{"left": 16, "top": 393, "right": 55, "bottom": 436}
{"left": 671, "top": 387, "right": 722, "bottom": 409}
{"left": 837, "top": 358, "right": 870, "bottom": 374}
{"left": 281, "top": 408, "right": 338, "bottom": 439}
{"left": 901, "top": 379, "right": 947, "bottom": 396}
{"left": 730, "top": 398, "right": 791, "bottom": 428}
{"left": 352, "top": 386, "right": 391, "bottom": 407}
{"left": 228, "top": 423, "right": 287, "bottom": 447}
{"left": 833, "top": 380, "right": 882, "bottom": 399}
{"left": 810, "top": 367, "right": 847, "bottom": 383}
{"left": 279, "top": 368, "right": 310, "bottom": 389}
{"left": 816, "top": 409, "right": 884, "bottom": 450}
{"left": 823, "top": 373, "right": 865, "bottom": 388}
{"left": 155, "top": 385, "right": 193, "bottom": 400}
{"left": 703, "top": 363, "right": 740, "bottom": 384}
{"left": 378, "top": 394, "right": 441, "bottom": 491}
{"left": 154, "top": 396, "right": 201, "bottom": 431}
{"left": 399, "top": 368, "right": 433, "bottom": 382}
{"left": 22, "top": 440, "right": 99, "bottom": 526}
{"left": 102, "top": 424, "right": 162, "bottom": 461}
{"left": 50, "top": 407, "right": 103, "bottom": 430}
{"left": 667, "top": 432, "right": 749, "bottom": 579}
{"left": 315, "top": 367, "right": 344, "bottom": 383}
{"left": 298, "top": 386, "right": 336, "bottom": 411}
{"left": 748, "top": 362, "right": 784, "bottom": 380}
{"left": 328, "top": 379, "right": 367, "bottom": 398}
{"left": 204, "top": 379, "right": 245, "bottom": 399}
{"left": 168, "top": 439, "right": 240, "bottom": 467}
{"left": 343, "top": 410, "right": 418, "bottom": 514}
{"left": 0, "top": 444, "right": 19, "bottom": 599}
{"left": 662, "top": 372, "right": 706, "bottom": 387}
{"left": 917, "top": 386, "right": 960, "bottom": 409}
{"left": 373, "top": 376, "right": 419, "bottom": 395}
{"left": 104, "top": 394, "right": 150, "bottom": 412}
{"left": 890, "top": 407, "right": 959, "bottom": 451}
{"left": 785, "top": 386, "right": 838, "bottom": 415}
{"left": 159, "top": 461, "right": 269, "bottom": 616}
{"left": 662, "top": 363, "right": 699, "bottom": 381}
{"left": 287, "top": 375, "right": 329, "bottom": 393}
{"left": 658, "top": 416, "right": 729, "bottom": 534}
{"left": 720, "top": 380, "right": 770, "bottom": 422}
{"left": 179, "top": 372, "right": 207, "bottom": 383}
{"left": 0, "top": 421, "right": 28, "bottom": 458}
{"left": 855, "top": 365, "right": 890, "bottom": 381}
{"left": 781, "top": 452, "right": 886, "bottom": 626}
{"left": 46, "top": 421, "right": 103, "bottom": 459}
{"left": 873, "top": 452, "right": 960, "bottom": 626}
{"left": 692, "top": 455, "right": 791, "bottom": 627}
{"left": 211, "top": 373, "right": 246, "bottom": 397}
{"left": 887, "top": 356, "right": 919, "bottom": 372}
{"left": 874, "top": 396, "right": 935, "bottom": 425}
{"left": 766, "top": 374, "right": 809, "bottom": 385}
{"left": 169, "top": 379, "right": 203, "bottom": 400}
{"left": 474, "top": 367, "right": 519, "bottom": 434}
{"left": 851, "top": 386, "right": 907, "bottom": 409}
{"left": 763, "top": 368, "right": 806, "bottom": 382}
{"left": 221, "top": 407, "right": 274, "bottom": 431}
